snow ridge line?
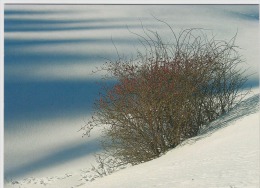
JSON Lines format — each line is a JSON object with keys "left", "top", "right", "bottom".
{"left": 200, "top": 94, "right": 259, "bottom": 134}
{"left": 178, "top": 93, "right": 259, "bottom": 147}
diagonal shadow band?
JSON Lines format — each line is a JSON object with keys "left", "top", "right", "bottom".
{"left": 200, "top": 93, "right": 259, "bottom": 134}
{"left": 5, "top": 94, "right": 259, "bottom": 180}
{"left": 178, "top": 93, "right": 259, "bottom": 146}
{"left": 5, "top": 138, "right": 102, "bottom": 180}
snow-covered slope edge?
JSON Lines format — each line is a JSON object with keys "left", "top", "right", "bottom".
{"left": 87, "top": 94, "right": 259, "bottom": 188}
{"left": 5, "top": 93, "right": 259, "bottom": 188}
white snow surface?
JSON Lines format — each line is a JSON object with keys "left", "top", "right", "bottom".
{"left": 5, "top": 93, "right": 259, "bottom": 188}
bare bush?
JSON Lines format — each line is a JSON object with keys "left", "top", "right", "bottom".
{"left": 81, "top": 23, "right": 248, "bottom": 164}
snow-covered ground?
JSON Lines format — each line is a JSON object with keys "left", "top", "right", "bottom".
{"left": 4, "top": 4, "right": 259, "bottom": 188}
{"left": 5, "top": 91, "right": 259, "bottom": 188}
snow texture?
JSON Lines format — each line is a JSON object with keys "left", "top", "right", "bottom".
{"left": 5, "top": 93, "right": 259, "bottom": 188}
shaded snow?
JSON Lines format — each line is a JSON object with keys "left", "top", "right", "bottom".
{"left": 5, "top": 93, "right": 259, "bottom": 188}
{"left": 4, "top": 4, "right": 259, "bottom": 188}
{"left": 85, "top": 95, "right": 259, "bottom": 188}
{"left": 4, "top": 4, "right": 259, "bottom": 182}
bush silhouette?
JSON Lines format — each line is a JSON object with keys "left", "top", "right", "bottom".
{"left": 81, "top": 25, "right": 248, "bottom": 164}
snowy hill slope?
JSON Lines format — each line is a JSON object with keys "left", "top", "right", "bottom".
{"left": 87, "top": 94, "right": 259, "bottom": 188}
{"left": 5, "top": 93, "right": 259, "bottom": 188}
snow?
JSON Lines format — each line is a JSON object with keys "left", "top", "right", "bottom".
{"left": 4, "top": 92, "right": 259, "bottom": 188}
{"left": 85, "top": 94, "right": 260, "bottom": 188}
{"left": 3, "top": 4, "right": 259, "bottom": 188}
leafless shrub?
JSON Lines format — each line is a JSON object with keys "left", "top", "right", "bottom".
{"left": 80, "top": 22, "right": 249, "bottom": 164}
